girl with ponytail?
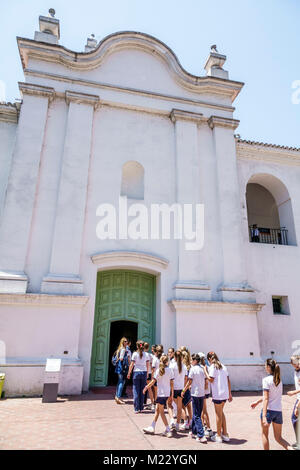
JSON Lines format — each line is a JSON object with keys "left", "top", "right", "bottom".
{"left": 127, "top": 340, "right": 149, "bottom": 413}
{"left": 205, "top": 351, "right": 232, "bottom": 443}
{"left": 181, "top": 350, "right": 193, "bottom": 430}
{"left": 152, "top": 345, "right": 164, "bottom": 403}
{"left": 251, "top": 358, "right": 293, "bottom": 450}
{"left": 142, "top": 355, "right": 174, "bottom": 438}
{"left": 169, "top": 350, "right": 188, "bottom": 431}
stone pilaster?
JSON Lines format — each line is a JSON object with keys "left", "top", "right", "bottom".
{"left": 170, "top": 109, "right": 210, "bottom": 301}
{"left": 0, "top": 83, "right": 54, "bottom": 293}
{"left": 41, "top": 91, "right": 100, "bottom": 294}
{"left": 208, "top": 115, "right": 255, "bottom": 302}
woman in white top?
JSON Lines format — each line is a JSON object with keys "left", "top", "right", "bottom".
{"left": 143, "top": 355, "right": 174, "bottom": 438}
{"left": 251, "top": 358, "right": 292, "bottom": 450}
{"left": 205, "top": 351, "right": 232, "bottom": 443}
{"left": 169, "top": 350, "right": 188, "bottom": 431}
{"left": 287, "top": 354, "right": 300, "bottom": 446}
{"left": 127, "top": 340, "right": 149, "bottom": 413}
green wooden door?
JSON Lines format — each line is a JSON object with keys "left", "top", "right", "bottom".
{"left": 90, "top": 270, "right": 156, "bottom": 387}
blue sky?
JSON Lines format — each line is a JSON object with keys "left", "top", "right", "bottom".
{"left": 0, "top": 0, "right": 299, "bottom": 147}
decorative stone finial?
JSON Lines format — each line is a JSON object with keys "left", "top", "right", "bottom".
{"left": 48, "top": 8, "right": 56, "bottom": 17}
{"left": 85, "top": 34, "right": 98, "bottom": 52}
{"left": 34, "top": 10, "right": 60, "bottom": 44}
{"left": 204, "top": 45, "right": 228, "bottom": 79}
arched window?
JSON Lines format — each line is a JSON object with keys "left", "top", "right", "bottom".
{"left": 246, "top": 174, "right": 297, "bottom": 246}
{"left": 121, "top": 161, "right": 144, "bottom": 199}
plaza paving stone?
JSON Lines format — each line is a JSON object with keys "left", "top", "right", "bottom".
{"left": 0, "top": 387, "right": 297, "bottom": 450}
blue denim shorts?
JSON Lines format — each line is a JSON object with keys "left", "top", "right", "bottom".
{"left": 260, "top": 409, "right": 283, "bottom": 425}
{"left": 156, "top": 396, "right": 168, "bottom": 406}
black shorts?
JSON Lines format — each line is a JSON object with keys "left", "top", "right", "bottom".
{"left": 174, "top": 389, "right": 182, "bottom": 399}
{"left": 156, "top": 396, "right": 168, "bottom": 406}
{"left": 205, "top": 394, "right": 210, "bottom": 400}
{"left": 212, "top": 399, "right": 227, "bottom": 405}
{"left": 147, "top": 374, "right": 152, "bottom": 381}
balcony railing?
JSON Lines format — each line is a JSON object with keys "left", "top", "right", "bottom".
{"left": 249, "top": 226, "right": 289, "bottom": 245}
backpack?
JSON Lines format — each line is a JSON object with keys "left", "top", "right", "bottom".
{"left": 111, "top": 352, "right": 119, "bottom": 367}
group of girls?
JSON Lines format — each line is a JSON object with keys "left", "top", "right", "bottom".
{"left": 113, "top": 337, "right": 300, "bottom": 449}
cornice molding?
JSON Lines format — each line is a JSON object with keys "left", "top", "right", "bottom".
{"left": 168, "top": 299, "right": 265, "bottom": 314}
{"left": 0, "top": 103, "right": 19, "bottom": 124}
{"left": 208, "top": 115, "right": 240, "bottom": 130}
{"left": 170, "top": 108, "right": 205, "bottom": 124}
{"left": 0, "top": 293, "right": 89, "bottom": 307}
{"left": 236, "top": 140, "right": 300, "bottom": 166}
{"left": 91, "top": 250, "right": 169, "bottom": 271}
{"left": 18, "top": 82, "right": 55, "bottom": 101}
{"left": 65, "top": 90, "right": 100, "bottom": 109}
{"left": 24, "top": 68, "right": 236, "bottom": 113}
{"left": 17, "top": 32, "right": 244, "bottom": 102}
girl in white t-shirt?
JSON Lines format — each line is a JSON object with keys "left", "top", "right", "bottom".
{"left": 251, "top": 358, "right": 292, "bottom": 450}
{"left": 143, "top": 355, "right": 174, "bottom": 438}
{"left": 181, "top": 353, "right": 207, "bottom": 443}
{"left": 143, "top": 342, "right": 155, "bottom": 411}
{"left": 127, "top": 340, "right": 149, "bottom": 413}
{"left": 287, "top": 355, "right": 300, "bottom": 447}
{"left": 169, "top": 350, "right": 188, "bottom": 431}
{"left": 199, "top": 352, "right": 213, "bottom": 438}
{"left": 205, "top": 351, "right": 232, "bottom": 443}
{"left": 152, "top": 345, "right": 163, "bottom": 402}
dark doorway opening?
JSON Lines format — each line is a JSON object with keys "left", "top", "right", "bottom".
{"left": 108, "top": 320, "right": 138, "bottom": 385}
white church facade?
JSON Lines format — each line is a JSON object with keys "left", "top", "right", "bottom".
{"left": 0, "top": 11, "right": 299, "bottom": 396}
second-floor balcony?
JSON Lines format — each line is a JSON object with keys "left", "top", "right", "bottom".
{"left": 249, "top": 226, "right": 289, "bottom": 245}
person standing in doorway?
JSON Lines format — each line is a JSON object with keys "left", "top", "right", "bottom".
{"left": 251, "top": 224, "right": 260, "bottom": 242}
{"left": 114, "top": 337, "right": 129, "bottom": 405}
{"left": 127, "top": 340, "right": 149, "bottom": 413}
{"left": 121, "top": 339, "right": 132, "bottom": 399}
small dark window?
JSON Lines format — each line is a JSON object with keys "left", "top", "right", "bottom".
{"left": 272, "top": 298, "right": 281, "bottom": 314}
{"left": 272, "top": 296, "right": 290, "bottom": 315}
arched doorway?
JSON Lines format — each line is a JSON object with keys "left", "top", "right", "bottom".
{"left": 107, "top": 320, "right": 138, "bottom": 385}
{"left": 246, "top": 174, "right": 297, "bottom": 246}
{"left": 89, "top": 269, "right": 156, "bottom": 387}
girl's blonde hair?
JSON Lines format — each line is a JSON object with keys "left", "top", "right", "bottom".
{"left": 116, "top": 337, "right": 127, "bottom": 356}
{"left": 174, "top": 350, "right": 183, "bottom": 374}
{"left": 182, "top": 350, "right": 191, "bottom": 371}
{"left": 207, "top": 351, "right": 223, "bottom": 370}
{"left": 159, "top": 354, "right": 169, "bottom": 377}
{"left": 266, "top": 358, "right": 281, "bottom": 387}
{"left": 291, "top": 355, "right": 300, "bottom": 368}
{"left": 136, "top": 340, "right": 144, "bottom": 359}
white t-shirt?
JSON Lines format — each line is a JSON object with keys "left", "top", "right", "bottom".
{"left": 208, "top": 364, "right": 229, "bottom": 400}
{"left": 262, "top": 375, "right": 283, "bottom": 412}
{"left": 119, "top": 348, "right": 126, "bottom": 360}
{"left": 145, "top": 352, "right": 152, "bottom": 373}
{"left": 154, "top": 367, "right": 174, "bottom": 397}
{"left": 126, "top": 346, "right": 132, "bottom": 361}
{"left": 294, "top": 369, "right": 300, "bottom": 401}
{"left": 170, "top": 362, "right": 188, "bottom": 390}
{"left": 152, "top": 356, "right": 160, "bottom": 372}
{"left": 131, "top": 351, "right": 149, "bottom": 372}
{"left": 188, "top": 365, "right": 205, "bottom": 397}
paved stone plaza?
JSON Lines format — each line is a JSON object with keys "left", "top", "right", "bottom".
{"left": 1, "top": 387, "right": 297, "bottom": 450}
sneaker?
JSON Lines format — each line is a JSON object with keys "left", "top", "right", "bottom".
{"left": 185, "top": 422, "right": 190, "bottom": 430}
{"left": 204, "top": 429, "right": 214, "bottom": 437}
{"left": 151, "top": 404, "right": 155, "bottom": 412}
{"left": 188, "top": 431, "right": 196, "bottom": 439}
{"left": 134, "top": 410, "right": 139, "bottom": 414}
{"left": 221, "top": 434, "right": 230, "bottom": 442}
{"left": 143, "top": 426, "right": 155, "bottom": 435}
{"left": 170, "top": 421, "right": 176, "bottom": 430}
{"left": 196, "top": 436, "right": 207, "bottom": 443}
{"left": 162, "top": 430, "right": 173, "bottom": 438}
{"left": 211, "top": 434, "right": 222, "bottom": 443}
{"left": 179, "top": 423, "right": 187, "bottom": 431}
